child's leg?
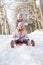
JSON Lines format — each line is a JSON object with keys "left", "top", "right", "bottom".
{"left": 22, "top": 39, "right": 30, "bottom": 46}
{"left": 15, "top": 40, "right": 22, "bottom": 46}
{"left": 15, "top": 40, "right": 22, "bottom": 43}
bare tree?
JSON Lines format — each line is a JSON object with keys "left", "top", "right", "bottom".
{"left": 0, "top": 1, "right": 10, "bottom": 34}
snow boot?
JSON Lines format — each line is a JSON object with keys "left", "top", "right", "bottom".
{"left": 31, "top": 40, "right": 35, "bottom": 46}
{"left": 10, "top": 40, "right": 14, "bottom": 48}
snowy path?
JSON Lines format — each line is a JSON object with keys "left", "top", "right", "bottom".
{"left": 0, "top": 30, "right": 43, "bottom": 65}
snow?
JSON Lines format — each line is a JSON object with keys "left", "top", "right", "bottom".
{"left": 0, "top": 30, "right": 43, "bottom": 65}
{"left": 36, "top": 0, "right": 40, "bottom": 8}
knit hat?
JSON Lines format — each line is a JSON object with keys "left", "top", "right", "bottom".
{"left": 17, "top": 22, "right": 24, "bottom": 31}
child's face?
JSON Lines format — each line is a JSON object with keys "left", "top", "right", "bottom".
{"left": 18, "top": 26, "right": 23, "bottom": 31}
{"left": 17, "top": 16, "right": 23, "bottom": 21}
{"left": 17, "top": 22, "right": 24, "bottom": 31}
{"left": 17, "top": 24, "right": 24, "bottom": 31}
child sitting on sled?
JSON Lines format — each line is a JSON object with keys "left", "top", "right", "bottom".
{"left": 10, "top": 22, "right": 35, "bottom": 48}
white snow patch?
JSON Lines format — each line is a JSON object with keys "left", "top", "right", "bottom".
{"left": 0, "top": 30, "right": 43, "bottom": 65}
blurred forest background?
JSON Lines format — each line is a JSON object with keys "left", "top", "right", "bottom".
{"left": 0, "top": 0, "right": 43, "bottom": 34}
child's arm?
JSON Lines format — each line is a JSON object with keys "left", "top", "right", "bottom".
{"left": 12, "top": 32, "right": 19, "bottom": 40}
{"left": 24, "top": 30, "right": 29, "bottom": 40}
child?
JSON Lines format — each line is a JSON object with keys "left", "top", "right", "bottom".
{"left": 14, "top": 13, "right": 24, "bottom": 30}
{"left": 10, "top": 22, "right": 35, "bottom": 48}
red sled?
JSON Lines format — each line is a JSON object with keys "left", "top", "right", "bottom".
{"left": 16, "top": 43, "right": 29, "bottom": 46}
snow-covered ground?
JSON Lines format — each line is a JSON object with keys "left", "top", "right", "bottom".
{"left": 0, "top": 30, "right": 43, "bottom": 65}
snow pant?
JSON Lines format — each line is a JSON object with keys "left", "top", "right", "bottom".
{"left": 15, "top": 39, "right": 28, "bottom": 44}
{"left": 15, "top": 39, "right": 29, "bottom": 46}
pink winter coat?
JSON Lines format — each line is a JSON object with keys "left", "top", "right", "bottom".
{"left": 12, "top": 29, "right": 29, "bottom": 41}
